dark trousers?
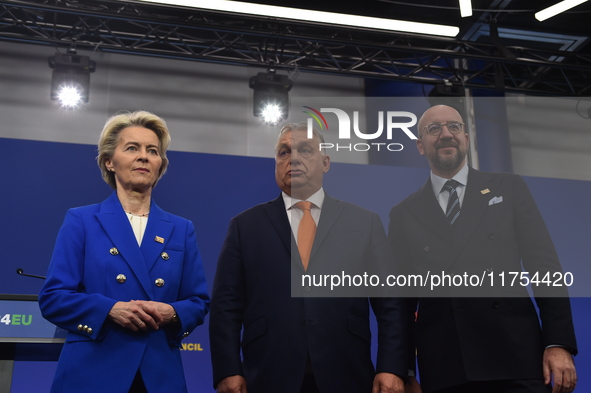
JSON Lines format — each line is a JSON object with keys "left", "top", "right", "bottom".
{"left": 433, "top": 379, "right": 551, "bottom": 393}
{"left": 299, "top": 355, "right": 320, "bottom": 393}
{"left": 129, "top": 371, "right": 148, "bottom": 393}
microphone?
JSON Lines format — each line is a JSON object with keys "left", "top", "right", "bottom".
{"left": 16, "top": 268, "right": 46, "bottom": 280}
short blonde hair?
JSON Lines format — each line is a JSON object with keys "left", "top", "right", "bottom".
{"left": 97, "top": 111, "right": 171, "bottom": 189}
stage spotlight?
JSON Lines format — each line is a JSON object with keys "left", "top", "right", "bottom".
{"left": 249, "top": 70, "right": 293, "bottom": 125}
{"left": 56, "top": 86, "right": 83, "bottom": 108}
{"left": 48, "top": 52, "right": 96, "bottom": 108}
{"left": 261, "top": 103, "right": 283, "bottom": 125}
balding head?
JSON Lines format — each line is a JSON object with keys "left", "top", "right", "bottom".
{"left": 416, "top": 105, "right": 469, "bottom": 178}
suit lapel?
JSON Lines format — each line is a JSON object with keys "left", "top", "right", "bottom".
{"left": 310, "top": 194, "right": 343, "bottom": 260}
{"left": 407, "top": 179, "right": 453, "bottom": 245}
{"left": 95, "top": 192, "right": 154, "bottom": 299}
{"left": 263, "top": 195, "right": 292, "bottom": 254}
{"left": 451, "top": 168, "right": 495, "bottom": 256}
{"left": 404, "top": 169, "right": 497, "bottom": 269}
{"left": 140, "top": 200, "right": 173, "bottom": 273}
{"left": 263, "top": 194, "right": 307, "bottom": 273}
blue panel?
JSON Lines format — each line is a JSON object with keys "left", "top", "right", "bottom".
{"left": 0, "top": 300, "right": 66, "bottom": 342}
{"left": 10, "top": 361, "right": 58, "bottom": 393}
{"left": 1, "top": 137, "right": 589, "bottom": 393}
{"left": 472, "top": 90, "right": 514, "bottom": 173}
{"left": 522, "top": 176, "right": 591, "bottom": 297}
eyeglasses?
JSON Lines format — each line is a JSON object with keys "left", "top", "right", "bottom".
{"left": 422, "top": 121, "right": 465, "bottom": 136}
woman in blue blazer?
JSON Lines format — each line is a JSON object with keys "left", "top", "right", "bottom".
{"left": 39, "top": 111, "right": 210, "bottom": 393}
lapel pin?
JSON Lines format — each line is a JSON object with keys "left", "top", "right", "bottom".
{"left": 155, "top": 236, "right": 164, "bottom": 244}
{"left": 481, "top": 188, "right": 490, "bottom": 195}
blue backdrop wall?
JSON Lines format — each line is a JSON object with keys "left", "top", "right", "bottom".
{"left": 1, "top": 137, "right": 589, "bottom": 392}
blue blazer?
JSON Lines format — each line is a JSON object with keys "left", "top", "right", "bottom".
{"left": 209, "top": 194, "right": 408, "bottom": 393}
{"left": 39, "top": 192, "right": 210, "bottom": 393}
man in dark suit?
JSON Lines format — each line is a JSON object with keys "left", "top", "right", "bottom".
{"left": 209, "top": 122, "right": 408, "bottom": 393}
{"left": 388, "top": 105, "right": 577, "bottom": 393}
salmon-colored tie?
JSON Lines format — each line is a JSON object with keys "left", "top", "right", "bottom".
{"left": 295, "top": 201, "right": 316, "bottom": 271}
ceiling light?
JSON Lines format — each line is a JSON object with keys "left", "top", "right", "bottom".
{"left": 48, "top": 52, "right": 96, "bottom": 108}
{"left": 261, "top": 104, "right": 284, "bottom": 125}
{"left": 249, "top": 70, "right": 293, "bottom": 125}
{"left": 135, "top": 0, "right": 460, "bottom": 37}
{"left": 535, "top": 0, "right": 588, "bottom": 21}
{"left": 459, "top": 0, "right": 473, "bottom": 17}
{"left": 56, "top": 86, "right": 84, "bottom": 108}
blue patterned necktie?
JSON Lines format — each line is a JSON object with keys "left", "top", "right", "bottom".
{"left": 444, "top": 179, "right": 461, "bottom": 225}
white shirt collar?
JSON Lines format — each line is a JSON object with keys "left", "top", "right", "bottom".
{"left": 430, "top": 163, "right": 469, "bottom": 196}
{"left": 282, "top": 187, "right": 325, "bottom": 211}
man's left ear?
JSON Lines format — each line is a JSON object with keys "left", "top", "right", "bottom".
{"left": 323, "top": 155, "right": 331, "bottom": 173}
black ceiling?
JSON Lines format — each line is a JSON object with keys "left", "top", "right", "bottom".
{"left": 254, "top": 0, "right": 591, "bottom": 41}
{"left": 249, "top": 0, "right": 591, "bottom": 52}
{"left": 1, "top": 0, "right": 590, "bottom": 94}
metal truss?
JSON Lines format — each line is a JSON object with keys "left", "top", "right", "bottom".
{"left": 1, "top": 0, "right": 591, "bottom": 96}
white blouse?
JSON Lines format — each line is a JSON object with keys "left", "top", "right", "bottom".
{"left": 125, "top": 212, "right": 149, "bottom": 246}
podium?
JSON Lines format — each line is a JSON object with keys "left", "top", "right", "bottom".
{"left": 0, "top": 294, "right": 66, "bottom": 393}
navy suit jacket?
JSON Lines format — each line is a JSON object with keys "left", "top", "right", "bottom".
{"left": 39, "top": 192, "right": 210, "bottom": 393}
{"left": 388, "top": 168, "right": 577, "bottom": 393}
{"left": 209, "top": 193, "right": 408, "bottom": 393}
